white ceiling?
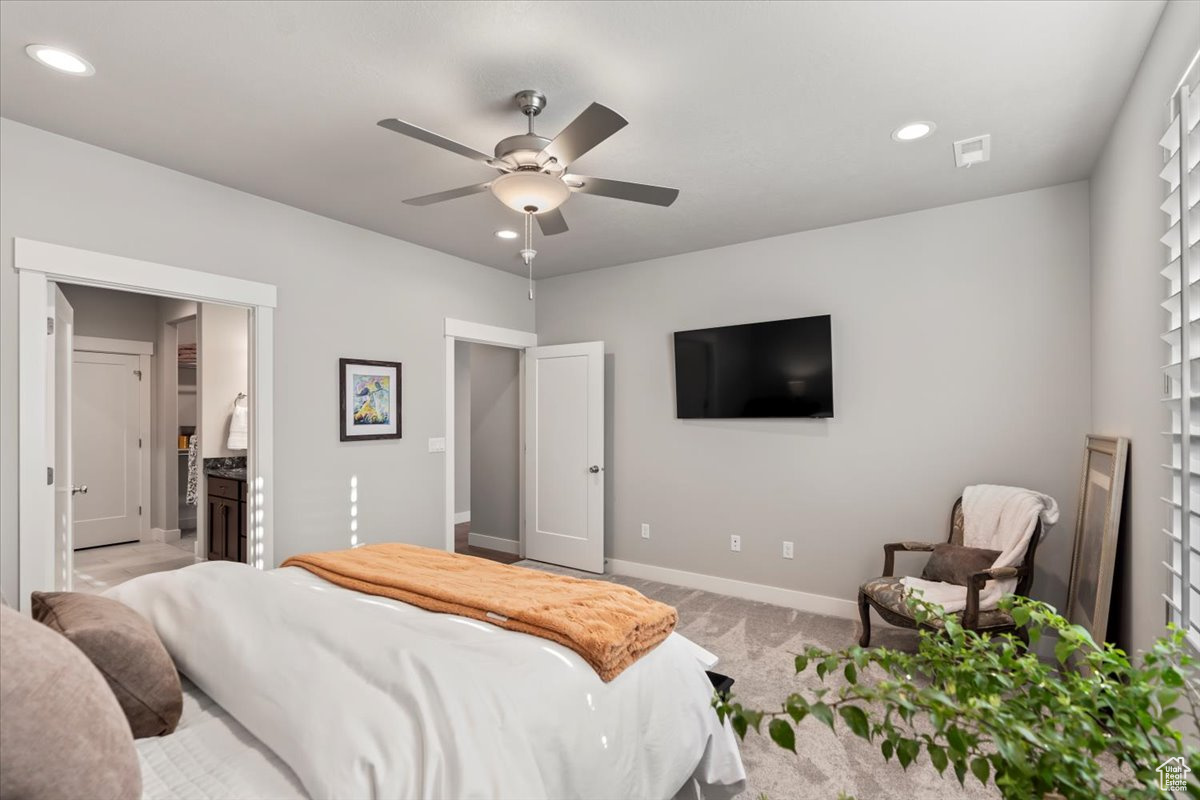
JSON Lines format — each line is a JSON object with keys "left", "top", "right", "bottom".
{"left": 0, "top": 0, "right": 1165, "bottom": 278}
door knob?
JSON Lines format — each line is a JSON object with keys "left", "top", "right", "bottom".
{"left": 71, "top": 485, "right": 88, "bottom": 495}
{"left": 588, "top": 465, "right": 602, "bottom": 474}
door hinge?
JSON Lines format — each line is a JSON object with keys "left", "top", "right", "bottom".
{"left": 134, "top": 369, "right": 143, "bottom": 380}
{"left": 138, "top": 437, "right": 143, "bottom": 448}
{"left": 47, "top": 466, "right": 54, "bottom": 485}
{"left": 138, "top": 505, "right": 143, "bottom": 516}
{"left": 47, "top": 316, "right": 54, "bottom": 335}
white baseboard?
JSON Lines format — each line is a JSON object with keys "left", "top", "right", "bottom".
{"left": 146, "top": 528, "right": 182, "bottom": 544}
{"left": 605, "top": 558, "right": 859, "bottom": 620}
{"left": 468, "top": 532, "right": 520, "bottom": 555}
{"left": 454, "top": 511, "right": 471, "bottom": 525}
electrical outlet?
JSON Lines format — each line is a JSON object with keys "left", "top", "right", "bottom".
{"left": 730, "top": 534, "right": 742, "bottom": 553}
{"left": 782, "top": 541, "right": 794, "bottom": 559}
{"left": 641, "top": 523, "right": 651, "bottom": 540}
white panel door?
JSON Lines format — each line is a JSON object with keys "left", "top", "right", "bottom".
{"left": 49, "top": 285, "right": 74, "bottom": 588}
{"left": 524, "top": 342, "right": 604, "bottom": 573}
{"left": 73, "top": 352, "right": 143, "bottom": 549}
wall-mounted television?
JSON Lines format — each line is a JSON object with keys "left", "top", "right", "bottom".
{"left": 673, "top": 314, "right": 833, "bottom": 419}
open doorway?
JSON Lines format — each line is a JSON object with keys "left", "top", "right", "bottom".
{"left": 55, "top": 284, "right": 252, "bottom": 593}
{"left": 453, "top": 341, "right": 521, "bottom": 565}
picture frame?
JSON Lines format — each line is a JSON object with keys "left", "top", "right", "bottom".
{"left": 339, "top": 358, "right": 402, "bottom": 442}
{"left": 1065, "top": 434, "right": 1129, "bottom": 645}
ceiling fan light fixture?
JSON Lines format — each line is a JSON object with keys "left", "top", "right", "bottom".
{"left": 490, "top": 171, "right": 570, "bottom": 214}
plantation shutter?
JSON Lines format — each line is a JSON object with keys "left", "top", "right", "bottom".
{"left": 1162, "top": 58, "right": 1200, "bottom": 647}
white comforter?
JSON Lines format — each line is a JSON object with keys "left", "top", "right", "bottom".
{"left": 109, "top": 561, "right": 746, "bottom": 800}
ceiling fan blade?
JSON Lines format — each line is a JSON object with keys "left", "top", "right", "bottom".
{"left": 536, "top": 208, "right": 569, "bottom": 236}
{"left": 403, "top": 182, "right": 492, "bottom": 206}
{"left": 540, "top": 103, "right": 628, "bottom": 167}
{"left": 566, "top": 175, "right": 679, "bottom": 207}
{"left": 378, "top": 118, "right": 495, "bottom": 165}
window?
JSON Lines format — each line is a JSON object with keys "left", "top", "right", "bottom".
{"left": 1162, "top": 56, "right": 1200, "bottom": 646}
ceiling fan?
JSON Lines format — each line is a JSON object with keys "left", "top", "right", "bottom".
{"left": 377, "top": 90, "right": 680, "bottom": 238}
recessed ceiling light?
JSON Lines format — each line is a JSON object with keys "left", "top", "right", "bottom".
{"left": 891, "top": 121, "right": 936, "bottom": 142}
{"left": 495, "top": 229, "right": 519, "bottom": 240}
{"left": 26, "top": 44, "right": 94, "bottom": 76}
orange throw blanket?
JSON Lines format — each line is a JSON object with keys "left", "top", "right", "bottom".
{"left": 281, "top": 543, "right": 678, "bottom": 682}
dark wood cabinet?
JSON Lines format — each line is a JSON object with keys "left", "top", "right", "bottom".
{"left": 206, "top": 476, "right": 247, "bottom": 563}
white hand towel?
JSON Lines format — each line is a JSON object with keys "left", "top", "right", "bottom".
{"left": 901, "top": 485, "right": 1058, "bottom": 613}
{"left": 227, "top": 395, "right": 248, "bottom": 451}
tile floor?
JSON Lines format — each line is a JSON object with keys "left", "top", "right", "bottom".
{"left": 72, "top": 533, "right": 201, "bottom": 593}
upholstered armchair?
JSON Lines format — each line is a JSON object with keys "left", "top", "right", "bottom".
{"left": 857, "top": 497, "right": 1043, "bottom": 646}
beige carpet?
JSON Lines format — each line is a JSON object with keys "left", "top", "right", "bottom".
{"left": 517, "top": 561, "right": 998, "bottom": 800}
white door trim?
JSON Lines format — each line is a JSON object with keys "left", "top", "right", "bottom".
{"left": 16, "top": 238, "right": 277, "bottom": 610}
{"left": 74, "top": 335, "right": 154, "bottom": 356}
{"left": 443, "top": 318, "right": 536, "bottom": 556}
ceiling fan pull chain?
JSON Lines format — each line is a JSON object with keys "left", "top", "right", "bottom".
{"left": 522, "top": 211, "right": 536, "bottom": 300}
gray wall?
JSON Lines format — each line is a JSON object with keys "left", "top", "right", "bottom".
{"left": 0, "top": 119, "right": 535, "bottom": 604}
{"left": 536, "top": 182, "right": 1093, "bottom": 606}
{"left": 1090, "top": 0, "right": 1199, "bottom": 654}
{"left": 59, "top": 284, "right": 162, "bottom": 342}
{"left": 197, "top": 303, "right": 249, "bottom": 459}
{"left": 469, "top": 343, "right": 520, "bottom": 542}
{"left": 454, "top": 340, "right": 471, "bottom": 516}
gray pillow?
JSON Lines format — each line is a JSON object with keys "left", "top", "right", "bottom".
{"left": 0, "top": 604, "right": 142, "bottom": 799}
{"left": 33, "top": 591, "right": 182, "bottom": 738}
{"left": 920, "top": 543, "right": 1002, "bottom": 586}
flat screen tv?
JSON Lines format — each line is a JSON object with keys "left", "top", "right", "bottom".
{"left": 673, "top": 314, "right": 833, "bottom": 419}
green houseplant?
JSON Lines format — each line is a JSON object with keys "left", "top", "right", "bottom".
{"left": 714, "top": 595, "right": 1200, "bottom": 799}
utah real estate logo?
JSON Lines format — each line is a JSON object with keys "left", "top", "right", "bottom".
{"left": 1158, "top": 756, "right": 1191, "bottom": 791}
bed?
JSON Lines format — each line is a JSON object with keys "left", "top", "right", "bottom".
{"left": 111, "top": 561, "right": 746, "bottom": 800}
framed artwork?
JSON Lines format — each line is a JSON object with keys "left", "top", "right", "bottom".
{"left": 1065, "top": 434, "right": 1129, "bottom": 645}
{"left": 339, "top": 358, "right": 402, "bottom": 441}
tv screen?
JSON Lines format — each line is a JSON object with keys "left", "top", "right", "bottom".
{"left": 673, "top": 314, "right": 833, "bottom": 419}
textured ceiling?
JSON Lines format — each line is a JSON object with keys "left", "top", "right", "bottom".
{"left": 0, "top": 0, "right": 1165, "bottom": 277}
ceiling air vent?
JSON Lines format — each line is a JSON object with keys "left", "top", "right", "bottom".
{"left": 954, "top": 134, "right": 991, "bottom": 168}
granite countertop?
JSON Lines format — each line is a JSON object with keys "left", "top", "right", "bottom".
{"left": 203, "top": 456, "right": 247, "bottom": 482}
{"left": 205, "top": 466, "right": 247, "bottom": 481}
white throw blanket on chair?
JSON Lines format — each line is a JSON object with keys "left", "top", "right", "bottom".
{"left": 900, "top": 485, "right": 1059, "bottom": 613}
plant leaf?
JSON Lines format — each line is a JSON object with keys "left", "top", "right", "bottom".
{"left": 768, "top": 718, "right": 796, "bottom": 753}
{"left": 928, "top": 744, "right": 948, "bottom": 774}
{"left": 1054, "top": 636, "right": 1076, "bottom": 664}
{"left": 946, "top": 726, "right": 968, "bottom": 758}
{"left": 731, "top": 714, "right": 747, "bottom": 739}
{"left": 810, "top": 702, "right": 835, "bottom": 730}
{"left": 970, "top": 757, "right": 990, "bottom": 785}
{"left": 839, "top": 705, "right": 870, "bottom": 740}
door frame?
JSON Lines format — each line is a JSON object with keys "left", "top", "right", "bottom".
{"left": 16, "top": 238, "right": 277, "bottom": 610}
{"left": 72, "top": 338, "right": 154, "bottom": 546}
{"left": 443, "top": 318, "right": 536, "bottom": 556}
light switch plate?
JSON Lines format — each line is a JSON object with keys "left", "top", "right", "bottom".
{"left": 428, "top": 437, "right": 446, "bottom": 453}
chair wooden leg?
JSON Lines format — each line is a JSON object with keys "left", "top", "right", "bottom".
{"left": 857, "top": 590, "right": 872, "bottom": 647}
